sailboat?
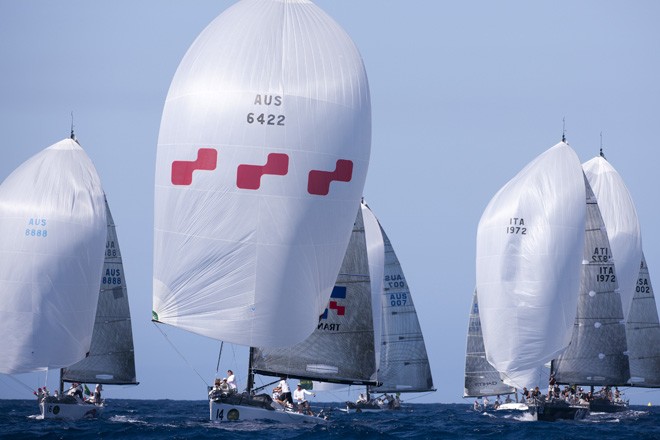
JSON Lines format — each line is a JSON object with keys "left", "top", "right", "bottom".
{"left": 573, "top": 152, "right": 660, "bottom": 411}
{"left": 551, "top": 172, "right": 630, "bottom": 412}
{"left": 356, "top": 207, "right": 435, "bottom": 410}
{"left": 0, "top": 137, "right": 109, "bottom": 419}
{"left": 152, "top": 0, "right": 371, "bottom": 423}
{"left": 463, "top": 290, "right": 518, "bottom": 409}
{"left": 476, "top": 141, "right": 589, "bottom": 421}
{"left": 253, "top": 201, "right": 434, "bottom": 414}
{"left": 40, "top": 195, "right": 139, "bottom": 419}
{"left": 252, "top": 202, "right": 378, "bottom": 414}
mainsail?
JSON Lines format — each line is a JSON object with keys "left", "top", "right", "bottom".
{"left": 62, "top": 196, "right": 138, "bottom": 385}
{"left": 370, "top": 217, "right": 434, "bottom": 394}
{"left": 626, "top": 254, "right": 660, "bottom": 386}
{"left": 152, "top": 0, "right": 371, "bottom": 348}
{"left": 464, "top": 290, "right": 516, "bottom": 397}
{"left": 0, "top": 138, "right": 107, "bottom": 374}
{"left": 476, "top": 141, "right": 586, "bottom": 389}
{"left": 251, "top": 205, "right": 377, "bottom": 385}
{"left": 552, "top": 175, "right": 629, "bottom": 385}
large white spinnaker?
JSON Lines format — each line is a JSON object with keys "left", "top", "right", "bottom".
{"left": 152, "top": 0, "right": 371, "bottom": 347}
{"left": 582, "top": 156, "right": 642, "bottom": 319}
{"left": 476, "top": 142, "right": 585, "bottom": 389}
{"left": 0, "top": 138, "right": 107, "bottom": 374}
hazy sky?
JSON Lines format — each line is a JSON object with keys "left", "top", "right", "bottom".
{"left": 1, "top": 1, "right": 659, "bottom": 407}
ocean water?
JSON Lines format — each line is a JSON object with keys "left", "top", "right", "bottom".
{"left": 0, "top": 400, "right": 658, "bottom": 439}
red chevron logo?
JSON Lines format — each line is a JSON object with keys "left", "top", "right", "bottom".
{"left": 237, "top": 153, "right": 289, "bottom": 190}
{"left": 171, "top": 148, "right": 217, "bottom": 185}
{"left": 308, "top": 160, "right": 353, "bottom": 195}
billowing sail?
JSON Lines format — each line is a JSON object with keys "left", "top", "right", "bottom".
{"left": 476, "top": 142, "right": 585, "bottom": 389}
{"left": 0, "top": 138, "right": 106, "bottom": 374}
{"left": 371, "top": 218, "right": 434, "bottom": 394}
{"left": 251, "top": 206, "right": 376, "bottom": 384}
{"left": 152, "top": 0, "right": 371, "bottom": 347}
{"left": 626, "top": 254, "right": 660, "bottom": 386}
{"left": 582, "top": 156, "right": 642, "bottom": 319}
{"left": 62, "top": 197, "right": 138, "bottom": 385}
{"left": 552, "top": 175, "right": 629, "bottom": 385}
{"left": 464, "top": 290, "right": 515, "bottom": 397}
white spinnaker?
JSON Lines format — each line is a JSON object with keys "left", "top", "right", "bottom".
{"left": 582, "top": 156, "right": 642, "bottom": 319}
{"left": 476, "top": 142, "right": 585, "bottom": 389}
{"left": 361, "top": 201, "right": 385, "bottom": 377}
{"left": 153, "top": 0, "right": 371, "bottom": 347}
{"left": 0, "top": 138, "right": 107, "bottom": 374}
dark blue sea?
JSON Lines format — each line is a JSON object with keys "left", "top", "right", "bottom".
{"left": 0, "top": 400, "right": 658, "bottom": 439}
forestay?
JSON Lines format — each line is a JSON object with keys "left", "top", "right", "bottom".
{"left": 251, "top": 206, "right": 377, "bottom": 385}
{"left": 62, "top": 197, "right": 138, "bottom": 385}
{"left": 152, "top": 0, "right": 371, "bottom": 347}
{"left": 0, "top": 138, "right": 106, "bottom": 374}
{"left": 476, "top": 142, "right": 585, "bottom": 389}
{"left": 552, "top": 175, "right": 629, "bottom": 385}
{"left": 583, "top": 156, "right": 642, "bottom": 319}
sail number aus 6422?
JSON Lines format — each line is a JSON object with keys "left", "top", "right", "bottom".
{"left": 247, "top": 113, "right": 285, "bottom": 126}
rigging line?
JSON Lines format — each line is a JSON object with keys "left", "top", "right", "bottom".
{"left": 1, "top": 374, "right": 38, "bottom": 395}
{"left": 152, "top": 322, "right": 209, "bottom": 388}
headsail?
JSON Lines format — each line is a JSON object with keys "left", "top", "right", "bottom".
{"left": 582, "top": 156, "right": 642, "bottom": 319}
{"left": 552, "top": 175, "right": 629, "bottom": 385}
{"left": 370, "top": 215, "right": 434, "bottom": 394}
{"left": 62, "top": 196, "right": 138, "bottom": 385}
{"left": 152, "top": 0, "right": 371, "bottom": 347}
{"left": 464, "top": 289, "right": 515, "bottom": 397}
{"left": 0, "top": 138, "right": 106, "bottom": 374}
{"left": 476, "top": 142, "right": 585, "bottom": 389}
{"left": 251, "top": 205, "right": 377, "bottom": 385}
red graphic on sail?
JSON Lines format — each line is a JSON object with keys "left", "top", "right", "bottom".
{"left": 237, "top": 153, "right": 289, "bottom": 190}
{"left": 308, "top": 160, "right": 353, "bottom": 195}
{"left": 171, "top": 148, "right": 218, "bottom": 185}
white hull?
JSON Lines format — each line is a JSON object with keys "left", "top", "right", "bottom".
{"left": 209, "top": 400, "right": 327, "bottom": 424}
{"left": 39, "top": 401, "right": 104, "bottom": 419}
{"left": 495, "top": 402, "right": 529, "bottom": 411}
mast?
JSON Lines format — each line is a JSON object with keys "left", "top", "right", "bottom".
{"left": 247, "top": 347, "right": 255, "bottom": 394}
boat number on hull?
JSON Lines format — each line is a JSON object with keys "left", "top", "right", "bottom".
{"left": 215, "top": 408, "right": 240, "bottom": 421}
{"left": 46, "top": 405, "right": 60, "bottom": 415}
